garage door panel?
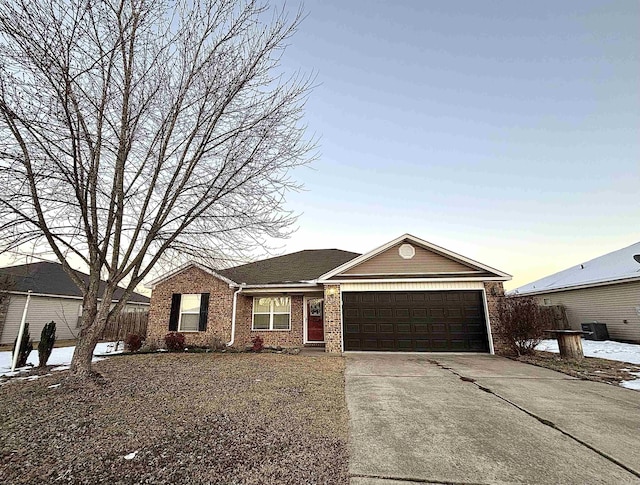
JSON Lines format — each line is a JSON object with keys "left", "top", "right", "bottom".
{"left": 397, "top": 339, "right": 413, "bottom": 350}
{"left": 378, "top": 308, "right": 393, "bottom": 318}
{"left": 395, "top": 308, "right": 410, "bottom": 318}
{"left": 342, "top": 291, "right": 489, "bottom": 352}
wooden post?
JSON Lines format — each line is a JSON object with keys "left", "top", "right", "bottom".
{"left": 557, "top": 333, "right": 584, "bottom": 360}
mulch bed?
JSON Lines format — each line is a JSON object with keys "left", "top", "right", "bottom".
{"left": 515, "top": 351, "right": 640, "bottom": 385}
{"left": 0, "top": 353, "right": 349, "bottom": 484}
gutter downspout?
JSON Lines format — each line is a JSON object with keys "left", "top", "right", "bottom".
{"left": 227, "top": 286, "right": 243, "bottom": 347}
{"left": 11, "top": 290, "right": 32, "bottom": 372}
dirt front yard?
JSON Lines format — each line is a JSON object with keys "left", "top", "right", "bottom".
{"left": 0, "top": 353, "right": 349, "bottom": 484}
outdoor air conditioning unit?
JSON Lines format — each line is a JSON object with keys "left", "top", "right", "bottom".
{"left": 581, "top": 322, "right": 609, "bottom": 341}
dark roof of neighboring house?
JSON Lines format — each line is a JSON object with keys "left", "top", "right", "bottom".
{"left": 0, "top": 262, "right": 150, "bottom": 303}
{"left": 218, "top": 249, "right": 361, "bottom": 285}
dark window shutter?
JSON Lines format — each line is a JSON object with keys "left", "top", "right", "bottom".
{"left": 199, "top": 293, "right": 210, "bottom": 331}
{"left": 169, "top": 294, "right": 181, "bottom": 331}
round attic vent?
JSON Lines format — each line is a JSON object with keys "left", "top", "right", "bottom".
{"left": 399, "top": 243, "right": 415, "bottom": 260}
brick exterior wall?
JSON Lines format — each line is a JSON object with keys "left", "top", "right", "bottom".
{"left": 484, "top": 281, "right": 507, "bottom": 354}
{"left": 147, "top": 266, "right": 234, "bottom": 347}
{"left": 233, "top": 294, "right": 304, "bottom": 349}
{"left": 323, "top": 284, "right": 342, "bottom": 353}
{"left": 147, "top": 266, "right": 307, "bottom": 349}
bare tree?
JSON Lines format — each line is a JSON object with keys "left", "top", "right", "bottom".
{"left": 0, "top": 0, "right": 314, "bottom": 380}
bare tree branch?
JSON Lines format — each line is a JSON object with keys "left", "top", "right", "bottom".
{"left": 0, "top": 0, "right": 315, "bottom": 379}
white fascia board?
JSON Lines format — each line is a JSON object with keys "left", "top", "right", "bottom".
{"left": 318, "top": 233, "right": 512, "bottom": 280}
{"left": 8, "top": 291, "right": 150, "bottom": 305}
{"left": 510, "top": 275, "right": 640, "bottom": 296}
{"left": 145, "top": 261, "right": 237, "bottom": 289}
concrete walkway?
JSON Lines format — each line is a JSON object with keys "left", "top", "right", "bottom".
{"left": 345, "top": 353, "right": 640, "bottom": 485}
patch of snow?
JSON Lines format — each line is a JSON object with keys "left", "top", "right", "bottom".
{"left": 93, "top": 341, "right": 125, "bottom": 356}
{"left": 51, "top": 365, "right": 70, "bottom": 372}
{"left": 536, "top": 339, "right": 640, "bottom": 365}
{"left": 48, "top": 383, "right": 61, "bottom": 389}
{"left": 123, "top": 451, "right": 138, "bottom": 460}
{"left": 620, "top": 379, "right": 640, "bottom": 391}
{"left": 0, "top": 342, "right": 118, "bottom": 376}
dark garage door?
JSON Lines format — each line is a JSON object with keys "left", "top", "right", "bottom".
{"left": 343, "top": 291, "right": 489, "bottom": 352}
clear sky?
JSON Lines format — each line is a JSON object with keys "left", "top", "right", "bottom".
{"left": 273, "top": 0, "right": 639, "bottom": 290}
{"left": 1, "top": 1, "right": 637, "bottom": 293}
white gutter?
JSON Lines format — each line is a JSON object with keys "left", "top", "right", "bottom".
{"left": 227, "top": 286, "right": 243, "bottom": 347}
{"left": 11, "top": 290, "right": 31, "bottom": 372}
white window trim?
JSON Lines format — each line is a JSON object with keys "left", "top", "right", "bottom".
{"left": 252, "top": 296, "right": 291, "bottom": 331}
{"left": 178, "top": 293, "right": 201, "bottom": 333}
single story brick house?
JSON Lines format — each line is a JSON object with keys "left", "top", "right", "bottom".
{"left": 146, "top": 234, "right": 511, "bottom": 353}
{"left": 511, "top": 241, "right": 640, "bottom": 343}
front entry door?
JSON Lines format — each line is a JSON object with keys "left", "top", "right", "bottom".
{"left": 306, "top": 298, "right": 324, "bottom": 342}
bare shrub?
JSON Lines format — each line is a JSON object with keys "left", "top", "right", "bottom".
{"left": 496, "top": 296, "right": 552, "bottom": 356}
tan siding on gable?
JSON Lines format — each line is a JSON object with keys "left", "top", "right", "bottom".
{"left": 342, "top": 242, "right": 478, "bottom": 275}
{"left": 533, "top": 280, "right": 640, "bottom": 342}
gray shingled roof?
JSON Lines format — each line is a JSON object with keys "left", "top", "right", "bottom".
{"left": 218, "top": 249, "right": 360, "bottom": 285}
{"left": 0, "top": 262, "right": 150, "bottom": 303}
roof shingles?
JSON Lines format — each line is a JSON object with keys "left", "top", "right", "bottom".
{"left": 218, "top": 249, "right": 360, "bottom": 285}
{"left": 0, "top": 262, "right": 150, "bottom": 303}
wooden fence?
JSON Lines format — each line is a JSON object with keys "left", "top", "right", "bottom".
{"left": 540, "top": 305, "right": 569, "bottom": 330}
{"left": 100, "top": 311, "right": 148, "bottom": 341}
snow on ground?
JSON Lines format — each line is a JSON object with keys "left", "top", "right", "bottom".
{"left": 537, "top": 339, "right": 640, "bottom": 391}
{"left": 0, "top": 341, "right": 120, "bottom": 377}
{"left": 536, "top": 339, "right": 640, "bottom": 365}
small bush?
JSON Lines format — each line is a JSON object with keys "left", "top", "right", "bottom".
{"left": 251, "top": 335, "right": 264, "bottom": 352}
{"left": 38, "top": 321, "right": 56, "bottom": 367}
{"left": 139, "top": 341, "right": 158, "bottom": 353}
{"left": 124, "top": 333, "right": 143, "bottom": 352}
{"left": 12, "top": 322, "right": 33, "bottom": 368}
{"left": 496, "top": 296, "right": 552, "bottom": 356}
{"left": 165, "top": 332, "right": 186, "bottom": 352}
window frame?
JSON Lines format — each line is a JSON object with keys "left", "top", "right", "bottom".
{"left": 178, "top": 293, "right": 202, "bottom": 333}
{"left": 252, "top": 296, "right": 291, "bottom": 331}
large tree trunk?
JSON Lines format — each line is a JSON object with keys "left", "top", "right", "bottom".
{"left": 69, "top": 324, "right": 103, "bottom": 379}
{"left": 68, "top": 287, "right": 111, "bottom": 380}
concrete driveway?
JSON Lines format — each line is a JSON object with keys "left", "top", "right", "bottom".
{"left": 345, "top": 353, "right": 640, "bottom": 485}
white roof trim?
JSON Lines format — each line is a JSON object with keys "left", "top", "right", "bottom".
{"left": 509, "top": 275, "right": 640, "bottom": 296}
{"left": 317, "top": 233, "right": 512, "bottom": 281}
{"left": 145, "top": 261, "right": 237, "bottom": 289}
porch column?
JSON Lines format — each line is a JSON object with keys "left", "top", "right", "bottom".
{"left": 323, "top": 284, "right": 342, "bottom": 353}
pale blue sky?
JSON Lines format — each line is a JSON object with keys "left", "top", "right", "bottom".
{"left": 273, "top": 0, "right": 639, "bottom": 289}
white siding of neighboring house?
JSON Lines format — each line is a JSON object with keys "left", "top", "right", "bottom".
{"left": 533, "top": 280, "right": 640, "bottom": 343}
{"left": 0, "top": 294, "right": 148, "bottom": 345}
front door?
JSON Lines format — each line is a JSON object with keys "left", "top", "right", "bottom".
{"left": 306, "top": 298, "right": 324, "bottom": 342}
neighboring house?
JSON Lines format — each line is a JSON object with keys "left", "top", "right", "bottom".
{"left": 0, "top": 262, "right": 150, "bottom": 344}
{"left": 510, "top": 242, "right": 640, "bottom": 343}
{"left": 147, "top": 234, "right": 511, "bottom": 353}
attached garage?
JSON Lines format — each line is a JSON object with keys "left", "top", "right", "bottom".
{"left": 342, "top": 290, "right": 489, "bottom": 352}
{"left": 317, "top": 234, "right": 511, "bottom": 354}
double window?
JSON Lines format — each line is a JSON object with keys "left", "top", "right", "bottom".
{"left": 252, "top": 296, "right": 291, "bottom": 331}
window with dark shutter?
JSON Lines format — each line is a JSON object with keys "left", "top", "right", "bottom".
{"left": 169, "top": 294, "right": 181, "bottom": 331}
{"left": 199, "top": 293, "right": 210, "bottom": 331}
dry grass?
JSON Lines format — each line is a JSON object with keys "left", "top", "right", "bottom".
{"left": 0, "top": 353, "right": 349, "bottom": 484}
{"left": 515, "top": 351, "right": 640, "bottom": 385}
